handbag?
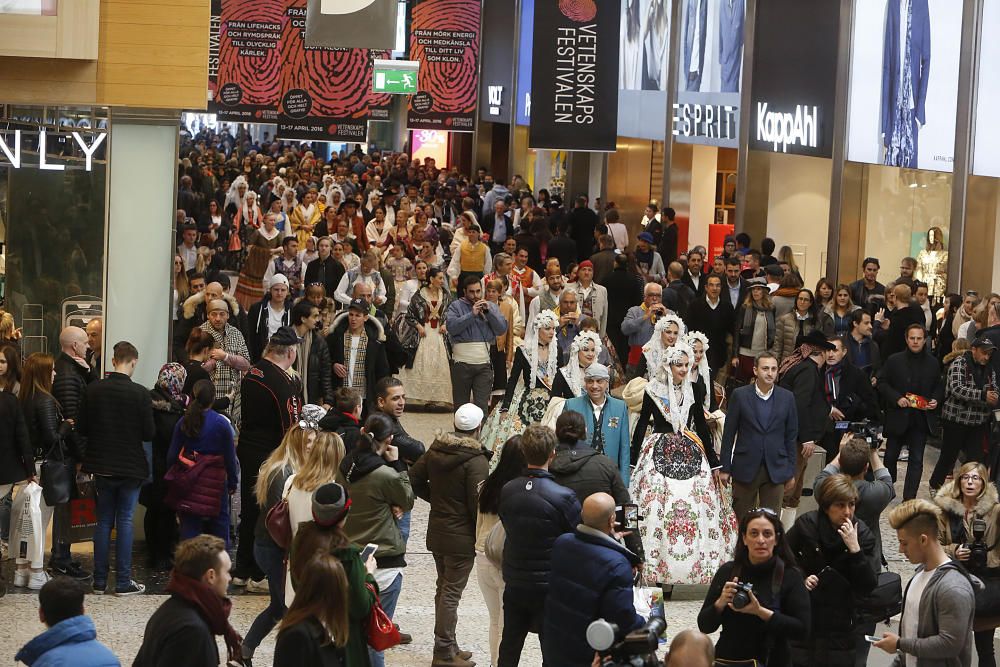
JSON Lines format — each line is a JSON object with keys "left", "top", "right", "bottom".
{"left": 854, "top": 570, "right": 903, "bottom": 624}
{"left": 365, "top": 582, "right": 401, "bottom": 651}
{"left": 265, "top": 475, "right": 296, "bottom": 550}
{"left": 484, "top": 519, "right": 506, "bottom": 569}
{"left": 40, "top": 439, "right": 73, "bottom": 506}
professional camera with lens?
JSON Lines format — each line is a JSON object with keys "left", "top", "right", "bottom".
{"left": 835, "top": 418, "right": 881, "bottom": 448}
{"left": 587, "top": 617, "right": 666, "bottom": 667}
{"left": 966, "top": 518, "right": 989, "bottom": 571}
{"left": 731, "top": 581, "right": 754, "bottom": 610}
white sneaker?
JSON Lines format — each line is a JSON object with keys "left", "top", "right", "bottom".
{"left": 231, "top": 576, "right": 248, "bottom": 587}
{"left": 13, "top": 569, "right": 29, "bottom": 588}
{"left": 27, "top": 570, "right": 51, "bottom": 590}
{"left": 245, "top": 577, "right": 269, "bottom": 594}
{"left": 899, "top": 447, "right": 910, "bottom": 462}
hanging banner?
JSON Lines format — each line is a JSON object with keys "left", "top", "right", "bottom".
{"left": 210, "top": 0, "right": 284, "bottom": 122}
{"left": 277, "top": 0, "right": 376, "bottom": 142}
{"left": 369, "top": 50, "right": 394, "bottom": 122}
{"left": 406, "top": 0, "right": 481, "bottom": 132}
{"left": 528, "top": 0, "right": 620, "bottom": 151}
{"left": 305, "top": 0, "right": 398, "bottom": 50}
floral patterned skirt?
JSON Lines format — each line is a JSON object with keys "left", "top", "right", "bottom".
{"left": 482, "top": 385, "right": 551, "bottom": 470}
{"left": 629, "top": 430, "right": 738, "bottom": 585}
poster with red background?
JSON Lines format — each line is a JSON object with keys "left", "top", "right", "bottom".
{"left": 210, "top": 0, "right": 284, "bottom": 122}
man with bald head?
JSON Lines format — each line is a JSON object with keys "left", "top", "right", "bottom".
{"left": 50, "top": 326, "right": 95, "bottom": 580}
{"left": 543, "top": 491, "right": 645, "bottom": 666}
{"left": 666, "top": 630, "right": 714, "bottom": 667}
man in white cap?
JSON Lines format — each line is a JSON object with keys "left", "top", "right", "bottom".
{"left": 246, "top": 274, "right": 291, "bottom": 362}
{"left": 562, "top": 362, "right": 632, "bottom": 484}
{"left": 408, "top": 403, "right": 489, "bottom": 667}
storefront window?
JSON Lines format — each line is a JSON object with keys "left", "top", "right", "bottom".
{"left": 0, "top": 105, "right": 108, "bottom": 355}
{"left": 860, "top": 164, "right": 952, "bottom": 298}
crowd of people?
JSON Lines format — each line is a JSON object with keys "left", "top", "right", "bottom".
{"left": 1, "top": 130, "right": 999, "bottom": 666}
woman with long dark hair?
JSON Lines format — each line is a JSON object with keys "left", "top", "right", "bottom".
{"left": 476, "top": 436, "right": 526, "bottom": 667}
{"left": 772, "top": 288, "right": 833, "bottom": 364}
{"left": 698, "top": 508, "right": 810, "bottom": 666}
{"left": 0, "top": 344, "right": 22, "bottom": 394}
{"left": 274, "top": 550, "right": 350, "bottom": 667}
{"left": 166, "top": 379, "right": 238, "bottom": 544}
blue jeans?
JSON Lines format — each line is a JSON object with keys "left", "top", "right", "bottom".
{"left": 93, "top": 476, "right": 141, "bottom": 588}
{"left": 242, "top": 541, "right": 287, "bottom": 657}
{"left": 368, "top": 572, "right": 403, "bottom": 667}
{"left": 178, "top": 495, "right": 231, "bottom": 548}
{"left": 398, "top": 511, "right": 411, "bottom": 544}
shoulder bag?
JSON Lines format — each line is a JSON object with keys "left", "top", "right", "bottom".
{"left": 365, "top": 582, "right": 401, "bottom": 651}
{"left": 854, "top": 569, "right": 903, "bottom": 624}
{"left": 265, "top": 474, "right": 296, "bottom": 550}
{"left": 40, "top": 438, "right": 73, "bottom": 506}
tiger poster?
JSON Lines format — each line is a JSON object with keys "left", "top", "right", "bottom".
{"left": 210, "top": 0, "right": 284, "bottom": 123}
{"left": 406, "top": 0, "right": 481, "bottom": 132}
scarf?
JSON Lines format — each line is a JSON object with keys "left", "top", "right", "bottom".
{"left": 157, "top": 363, "right": 188, "bottom": 403}
{"left": 646, "top": 343, "right": 696, "bottom": 433}
{"left": 740, "top": 302, "right": 775, "bottom": 348}
{"left": 683, "top": 332, "right": 712, "bottom": 410}
{"left": 824, "top": 363, "right": 843, "bottom": 405}
{"left": 166, "top": 571, "right": 243, "bottom": 664}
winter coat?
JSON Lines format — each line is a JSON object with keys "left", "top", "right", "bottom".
{"left": 498, "top": 469, "right": 582, "bottom": 590}
{"left": 780, "top": 358, "right": 831, "bottom": 445}
{"left": 167, "top": 410, "right": 239, "bottom": 514}
{"left": 140, "top": 388, "right": 186, "bottom": 509}
{"left": 409, "top": 431, "right": 489, "bottom": 556}
{"left": 326, "top": 313, "right": 390, "bottom": 405}
{"left": 543, "top": 526, "right": 644, "bottom": 667}
{"left": 299, "top": 329, "right": 334, "bottom": 405}
{"left": 786, "top": 511, "right": 878, "bottom": 666}
{"left": 877, "top": 348, "right": 942, "bottom": 437}
{"left": 771, "top": 310, "right": 835, "bottom": 363}
{"left": 934, "top": 480, "right": 1000, "bottom": 571}
{"left": 245, "top": 297, "right": 292, "bottom": 362}
{"left": 15, "top": 615, "right": 119, "bottom": 667}
{"left": 273, "top": 617, "right": 344, "bottom": 667}
{"left": 133, "top": 595, "right": 218, "bottom": 667}
{"left": 51, "top": 351, "right": 90, "bottom": 455}
{"left": 338, "top": 448, "right": 415, "bottom": 569}
{"left": 318, "top": 410, "right": 362, "bottom": 453}
{"left": 78, "top": 373, "right": 156, "bottom": 480}
{"left": 0, "top": 391, "right": 33, "bottom": 484}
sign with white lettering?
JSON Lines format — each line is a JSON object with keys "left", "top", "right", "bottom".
{"left": 747, "top": 0, "right": 840, "bottom": 158}
{"left": 0, "top": 131, "right": 107, "bottom": 172}
{"left": 672, "top": 103, "right": 739, "bottom": 143}
{"left": 529, "top": 0, "right": 620, "bottom": 151}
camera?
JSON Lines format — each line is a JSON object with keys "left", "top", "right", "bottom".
{"left": 615, "top": 504, "right": 640, "bottom": 532}
{"left": 966, "top": 518, "right": 989, "bottom": 571}
{"left": 731, "top": 582, "right": 754, "bottom": 609}
{"left": 835, "top": 418, "right": 881, "bottom": 448}
{"left": 587, "top": 617, "right": 666, "bottom": 667}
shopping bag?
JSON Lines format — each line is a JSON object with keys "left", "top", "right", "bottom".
{"left": 10, "top": 482, "right": 44, "bottom": 565}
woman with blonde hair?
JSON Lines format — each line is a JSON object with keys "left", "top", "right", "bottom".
{"left": 933, "top": 461, "right": 1000, "bottom": 666}
{"left": 173, "top": 255, "right": 190, "bottom": 320}
{"left": 824, "top": 284, "right": 860, "bottom": 336}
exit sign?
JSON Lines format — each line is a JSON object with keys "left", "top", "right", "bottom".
{"left": 373, "top": 59, "right": 419, "bottom": 95}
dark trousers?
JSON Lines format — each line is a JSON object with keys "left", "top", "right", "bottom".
{"left": 930, "top": 420, "right": 990, "bottom": 489}
{"left": 143, "top": 500, "right": 178, "bottom": 567}
{"left": 976, "top": 628, "right": 996, "bottom": 667}
{"left": 179, "top": 498, "right": 231, "bottom": 548}
{"left": 235, "top": 448, "right": 268, "bottom": 580}
{"left": 884, "top": 423, "right": 929, "bottom": 501}
{"left": 432, "top": 553, "right": 475, "bottom": 657}
{"left": 451, "top": 361, "right": 494, "bottom": 413}
{"left": 498, "top": 586, "right": 547, "bottom": 667}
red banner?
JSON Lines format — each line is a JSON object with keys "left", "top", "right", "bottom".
{"left": 211, "top": 0, "right": 284, "bottom": 122}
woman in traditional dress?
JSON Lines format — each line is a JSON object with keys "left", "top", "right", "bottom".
{"left": 395, "top": 267, "right": 453, "bottom": 409}
{"left": 551, "top": 331, "right": 602, "bottom": 399}
{"left": 481, "top": 310, "right": 560, "bottom": 457}
{"left": 629, "top": 344, "right": 738, "bottom": 587}
{"left": 366, "top": 207, "right": 391, "bottom": 248}
{"left": 684, "top": 331, "right": 719, "bottom": 415}
{"left": 638, "top": 313, "right": 686, "bottom": 380}
{"left": 235, "top": 211, "right": 282, "bottom": 312}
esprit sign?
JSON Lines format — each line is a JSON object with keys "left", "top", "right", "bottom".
{"left": 0, "top": 130, "right": 107, "bottom": 172}
{"left": 755, "top": 103, "right": 817, "bottom": 153}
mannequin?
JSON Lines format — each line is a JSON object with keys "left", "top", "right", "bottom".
{"left": 915, "top": 226, "right": 948, "bottom": 299}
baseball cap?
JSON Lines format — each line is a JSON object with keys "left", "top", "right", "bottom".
{"left": 972, "top": 337, "right": 996, "bottom": 352}
{"left": 348, "top": 298, "right": 368, "bottom": 313}
{"left": 584, "top": 362, "right": 610, "bottom": 380}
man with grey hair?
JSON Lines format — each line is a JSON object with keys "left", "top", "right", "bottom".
{"left": 622, "top": 282, "right": 669, "bottom": 376}
{"left": 562, "top": 363, "right": 633, "bottom": 483}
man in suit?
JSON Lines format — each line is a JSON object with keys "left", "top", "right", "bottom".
{"left": 723, "top": 257, "right": 747, "bottom": 310}
{"left": 563, "top": 363, "right": 631, "bottom": 485}
{"left": 682, "top": 0, "right": 709, "bottom": 92}
{"left": 681, "top": 248, "right": 705, "bottom": 296}
{"left": 482, "top": 199, "right": 513, "bottom": 254}
{"left": 684, "top": 273, "right": 735, "bottom": 379}
{"left": 720, "top": 352, "right": 799, "bottom": 520}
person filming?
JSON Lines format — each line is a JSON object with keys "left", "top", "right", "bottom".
{"left": 786, "top": 474, "right": 878, "bottom": 667}
{"left": 697, "top": 508, "right": 810, "bottom": 667}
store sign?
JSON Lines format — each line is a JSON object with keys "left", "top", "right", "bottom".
{"left": 479, "top": 0, "right": 515, "bottom": 124}
{"left": 672, "top": 103, "right": 739, "bottom": 142}
{"left": 747, "top": 0, "right": 840, "bottom": 158}
{"left": 755, "top": 103, "right": 819, "bottom": 153}
{"left": 529, "top": 0, "right": 620, "bottom": 151}
{"left": 487, "top": 86, "right": 504, "bottom": 116}
{"left": 373, "top": 59, "right": 419, "bottom": 94}
{"left": 0, "top": 130, "right": 107, "bottom": 172}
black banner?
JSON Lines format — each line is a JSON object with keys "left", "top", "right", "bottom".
{"left": 528, "top": 0, "right": 619, "bottom": 152}
{"left": 305, "top": 0, "right": 398, "bottom": 51}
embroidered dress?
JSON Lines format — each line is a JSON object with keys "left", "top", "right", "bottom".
{"left": 630, "top": 428, "right": 738, "bottom": 585}
{"left": 396, "top": 287, "right": 453, "bottom": 407}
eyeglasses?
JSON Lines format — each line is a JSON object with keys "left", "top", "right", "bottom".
{"left": 960, "top": 474, "right": 982, "bottom": 482}
{"left": 966, "top": 291, "right": 980, "bottom": 297}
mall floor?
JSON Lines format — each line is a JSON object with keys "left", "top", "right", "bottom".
{"left": 0, "top": 412, "right": 987, "bottom": 666}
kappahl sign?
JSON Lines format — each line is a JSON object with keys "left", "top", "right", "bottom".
{"left": 529, "top": 0, "right": 619, "bottom": 151}
{"left": 755, "top": 103, "right": 818, "bottom": 153}
{"left": 0, "top": 130, "right": 107, "bottom": 172}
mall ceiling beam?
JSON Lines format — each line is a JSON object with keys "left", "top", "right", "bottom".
{"left": 659, "top": 0, "right": 683, "bottom": 208}
{"left": 734, "top": 0, "right": 758, "bottom": 233}
{"left": 824, "top": 0, "right": 855, "bottom": 285}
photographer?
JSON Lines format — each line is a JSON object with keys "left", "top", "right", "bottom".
{"left": 543, "top": 492, "right": 645, "bottom": 667}
{"left": 786, "top": 475, "right": 878, "bottom": 667}
{"left": 820, "top": 336, "right": 880, "bottom": 464}
{"left": 697, "top": 508, "right": 810, "bottom": 667}
{"left": 933, "top": 462, "right": 1000, "bottom": 667}
{"left": 929, "top": 337, "right": 998, "bottom": 493}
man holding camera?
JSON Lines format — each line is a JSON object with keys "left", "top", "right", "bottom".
{"left": 622, "top": 283, "right": 669, "bottom": 375}
{"left": 929, "top": 336, "right": 999, "bottom": 493}
{"left": 445, "top": 275, "right": 509, "bottom": 412}
{"left": 543, "top": 492, "right": 646, "bottom": 667}
{"left": 820, "top": 336, "right": 880, "bottom": 464}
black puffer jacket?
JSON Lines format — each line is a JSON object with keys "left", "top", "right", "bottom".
{"left": 550, "top": 441, "right": 644, "bottom": 560}
{"left": 52, "top": 352, "right": 90, "bottom": 456}
{"left": 300, "top": 329, "right": 334, "bottom": 405}
{"left": 408, "top": 432, "right": 489, "bottom": 556}
{"left": 498, "top": 468, "right": 582, "bottom": 590}
{"left": 78, "top": 372, "right": 156, "bottom": 480}
{"left": 0, "top": 392, "right": 33, "bottom": 485}
{"left": 786, "top": 511, "right": 878, "bottom": 666}
{"left": 23, "top": 392, "right": 69, "bottom": 460}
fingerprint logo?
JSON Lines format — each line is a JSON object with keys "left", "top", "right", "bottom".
{"left": 559, "top": 0, "right": 597, "bottom": 22}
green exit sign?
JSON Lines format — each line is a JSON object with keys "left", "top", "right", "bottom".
{"left": 373, "top": 59, "right": 419, "bottom": 94}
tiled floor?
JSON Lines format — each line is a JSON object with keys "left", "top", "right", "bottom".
{"left": 0, "top": 413, "right": 976, "bottom": 666}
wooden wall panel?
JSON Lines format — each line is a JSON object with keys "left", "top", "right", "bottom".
{"left": 0, "top": 0, "right": 209, "bottom": 110}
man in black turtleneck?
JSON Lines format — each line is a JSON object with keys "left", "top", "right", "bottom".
{"left": 876, "top": 324, "right": 942, "bottom": 501}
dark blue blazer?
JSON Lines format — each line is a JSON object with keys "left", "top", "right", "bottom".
{"left": 720, "top": 384, "right": 799, "bottom": 485}
{"left": 881, "top": 0, "right": 931, "bottom": 137}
